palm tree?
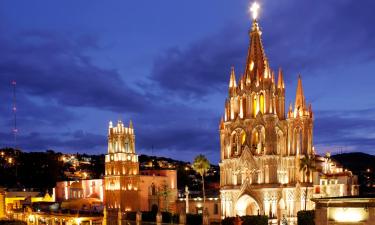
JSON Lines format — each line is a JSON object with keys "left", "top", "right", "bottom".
{"left": 299, "top": 154, "right": 315, "bottom": 211}
{"left": 192, "top": 154, "right": 210, "bottom": 205}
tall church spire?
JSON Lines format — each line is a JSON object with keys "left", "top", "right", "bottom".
{"left": 294, "top": 75, "right": 306, "bottom": 111}
{"left": 244, "top": 19, "right": 268, "bottom": 82}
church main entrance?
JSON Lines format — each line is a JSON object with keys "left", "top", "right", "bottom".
{"left": 235, "top": 194, "right": 260, "bottom": 216}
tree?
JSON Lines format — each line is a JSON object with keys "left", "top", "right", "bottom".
{"left": 158, "top": 181, "right": 171, "bottom": 212}
{"left": 192, "top": 154, "right": 210, "bottom": 206}
{"left": 299, "top": 154, "right": 315, "bottom": 211}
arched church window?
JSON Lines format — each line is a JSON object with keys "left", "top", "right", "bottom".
{"left": 231, "top": 133, "right": 237, "bottom": 157}
{"left": 240, "top": 130, "right": 246, "bottom": 145}
{"left": 253, "top": 95, "right": 257, "bottom": 116}
{"left": 276, "top": 130, "right": 284, "bottom": 155}
{"left": 260, "top": 93, "right": 265, "bottom": 114}
{"left": 125, "top": 143, "right": 129, "bottom": 153}
{"left": 252, "top": 130, "right": 259, "bottom": 153}
{"left": 252, "top": 128, "right": 264, "bottom": 154}
{"left": 293, "top": 128, "right": 303, "bottom": 155}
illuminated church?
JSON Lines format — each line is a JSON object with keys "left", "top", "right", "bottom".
{"left": 219, "top": 3, "right": 358, "bottom": 223}
{"left": 104, "top": 120, "right": 178, "bottom": 223}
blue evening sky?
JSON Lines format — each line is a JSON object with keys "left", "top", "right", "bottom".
{"left": 0, "top": 0, "right": 375, "bottom": 163}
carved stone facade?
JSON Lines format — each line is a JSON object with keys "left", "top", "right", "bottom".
{"left": 104, "top": 120, "right": 140, "bottom": 214}
{"left": 219, "top": 19, "right": 314, "bottom": 222}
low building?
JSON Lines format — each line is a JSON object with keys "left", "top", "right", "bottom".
{"left": 4, "top": 190, "right": 55, "bottom": 214}
{"left": 139, "top": 169, "right": 178, "bottom": 212}
{"left": 15, "top": 209, "right": 103, "bottom": 225}
{"left": 55, "top": 179, "right": 104, "bottom": 203}
{"left": 313, "top": 197, "right": 375, "bottom": 225}
{"left": 0, "top": 188, "right": 6, "bottom": 218}
{"left": 313, "top": 154, "right": 359, "bottom": 199}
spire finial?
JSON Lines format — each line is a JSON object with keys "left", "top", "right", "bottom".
{"left": 294, "top": 74, "right": 306, "bottom": 112}
{"left": 229, "top": 67, "right": 237, "bottom": 88}
{"left": 250, "top": 2, "right": 260, "bottom": 20}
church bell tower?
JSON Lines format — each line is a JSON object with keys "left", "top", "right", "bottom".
{"left": 104, "top": 120, "right": 140, "bottom": 215}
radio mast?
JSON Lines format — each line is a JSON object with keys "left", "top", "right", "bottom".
{"left": 11, "top": 80, "right": 18, "bottom": 149}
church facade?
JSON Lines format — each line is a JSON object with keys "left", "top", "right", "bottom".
{"left": 219, "top": 17, "right": 345, "bottom": 222}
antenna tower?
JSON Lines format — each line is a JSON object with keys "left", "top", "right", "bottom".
{"left": 11, "top": 80, "right": 18, "bottom": 149}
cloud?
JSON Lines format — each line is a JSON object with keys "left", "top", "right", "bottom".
{"left": 150, "top": 0, "right": 375, "bottom": 98}
{"left": 150, "top": 25, "right": 246, "bottom": 99}
{"left": 1, "top": 0, "right": 375, "bottom": 163}
{"left": 0, "top": 30, "right": 149, "bottom": 114}
{"left": 0, "top": 129, "right": 106, "bottom": 153}
{"left": 314, "top": 108, "right": 375, "bottom": 154}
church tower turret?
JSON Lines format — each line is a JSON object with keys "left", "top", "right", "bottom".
{"left": 105, "top": 120, "right": 140, "bottom": 216}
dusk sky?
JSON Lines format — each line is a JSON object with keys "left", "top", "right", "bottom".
{"left": 1, "top": 0, "right": 375, "bottom": 163}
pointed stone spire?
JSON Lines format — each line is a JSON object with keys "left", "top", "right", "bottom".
{"left": 308, "top": 103, "right": 313, "bottom": 118}
{"left": 229, "top": 67, "right": 237, "bottom": 96}
{"left": 244, "top": 19, "right": 268, "bottom": 82}
{"left": 224, "top": 99, "right": 229, "bottom": 121}
{"left": 129, "top": 120, "right": 134, "bottom": 129}
{"left": 229, "top": 66, "right": 237, "bottom": 88}
{"left": 277, "top": 68, "right": 285, "bottom": 89}
{"left": 294, "top": 75, "right": 306, "bottom": 111}
{"left": 219, "top": 117, "right": 224, "bottom": 130}
{"left": 288, "top": 103, "right": 293, "bottom": 118}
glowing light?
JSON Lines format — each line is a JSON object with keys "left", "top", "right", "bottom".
{"left": 74, "top": 218, "right": 82, "bottom": 225}
{"left": 28, "top": 215, "right": 35, "bottom": 222}
{"left": 330, "top": 208, "right": 367, "bottom": 222}
{"left": 249, "top": 61, "right": 254, "bottom": 71}
{"left": 250, "top": 2, "right": 260, "bottom": 20}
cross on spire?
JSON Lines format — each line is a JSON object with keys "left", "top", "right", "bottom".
{"left": 250, "top": 2, "right": 260, "bottom": 20}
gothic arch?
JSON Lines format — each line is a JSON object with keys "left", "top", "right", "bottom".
{"left": 124, "top": 137, "right": 129, "bottom": 153}
{"left": 230, "top": 131, "right": 236, "bottom": 157}
{"left": 259, "top": 93, "right": 265, "bottom": 114}
{"left": 276, "top": 128, "right": 285, "bottom": 155}
{"left": 252, "top": 94, "right": 257, "bottom": 117}
{"left": 251, "top": 126, "right": 265, "bottom": 154}
{"left": 235, "top": 194, "right": 261, "bottom": 216}
{"left": 293, "top": 127, "right": 303, "bottom": 155}
{"left": 230, "top": 128, "right": 247, "bottom": 157}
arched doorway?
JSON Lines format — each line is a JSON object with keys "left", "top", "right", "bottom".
{"left": 235, "top": 194, "right": 260, "bottom": 216}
